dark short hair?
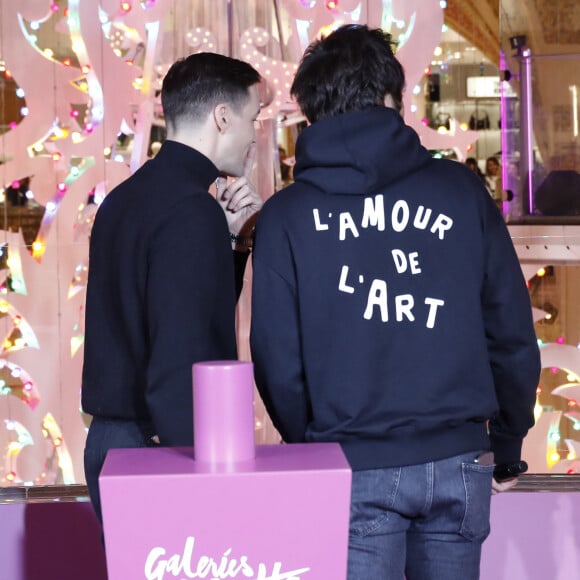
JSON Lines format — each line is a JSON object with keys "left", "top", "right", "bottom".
{"left": 291, "top": 25, "right": 405, "bottom": 123}
{"left": 161, "top": 52, "right": 261, "bottom": 132}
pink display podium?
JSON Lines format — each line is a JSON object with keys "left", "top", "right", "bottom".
{"left": 99, "top": 362, "right": 352, "bottom": 580}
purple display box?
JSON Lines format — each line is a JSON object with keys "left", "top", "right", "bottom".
{"left": 100, "top": 442, "right": 351, "bottom": 580}
{"left": 100, "top": 362, "right": 351, "bottom": 578}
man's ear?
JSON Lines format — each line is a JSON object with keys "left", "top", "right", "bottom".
{"left": 213, "top": 103, "right": 230, "bottom": 133}
{"left": 383, "top": 94, "right": 396, "bottom": 109}
{"left": 383, "top": 93, "right": 404, "bottom": 117}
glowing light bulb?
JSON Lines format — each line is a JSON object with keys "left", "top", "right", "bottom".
{"left": 52, "top": 152, "right": 62, "bottom": 161}
{"left": 32, "top": 241, "right": 44, "bottom": 254}
{"left": 536, "top": 267, "right": 546, "bottom": 277}
{"left": 557, "top": 336, "right": 565, "bottom": 344}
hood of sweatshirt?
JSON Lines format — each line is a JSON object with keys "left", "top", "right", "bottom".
{"left": 293, "top": 106, "right": 432, "bottom": 195}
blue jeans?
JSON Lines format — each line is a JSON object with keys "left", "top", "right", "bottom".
{"left": 347, "top": 451, "right": 494, "bottom": 580}
{"left": 84, "top": 417, "right": 157, "bottom": 525}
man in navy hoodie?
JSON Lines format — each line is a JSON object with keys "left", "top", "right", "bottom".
{"left": 82, "top": 53, "right": 262, "bottom": 525}
{"left": 250, "top": 25, "right": 540, "bottom": 580}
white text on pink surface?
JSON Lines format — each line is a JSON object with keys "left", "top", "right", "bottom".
{"left": 144, "top": 536, "right": 311, "bottom": 580}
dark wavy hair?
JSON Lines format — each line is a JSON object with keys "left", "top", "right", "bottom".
{"left": 291, "top": 24, "right": 405, "bottom": 123}
{"left": 161, "top": 52, "right": 260, "bottom": 132}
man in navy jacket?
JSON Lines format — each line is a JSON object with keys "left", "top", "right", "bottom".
{"left": 250, "top": 25, "right": 540, "bottom": 580}
{"left": 82, "top": 53, "right": 262, "bottom": 525}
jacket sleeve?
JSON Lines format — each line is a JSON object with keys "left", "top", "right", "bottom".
{"left": 145, "top": 196, "right": 238, "bottom": 446}
{"left": 481, "top": 197, "right": 541, "bottom": 464}
{"left": 250, "top": 207, "right": 311, "bottom": 442}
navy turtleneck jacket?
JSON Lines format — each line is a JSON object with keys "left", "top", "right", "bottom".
{"left": 250, "top": 107, "right": 540, "bottom": 469}
{"left": 82, "top": 140, "right": 245, "bottom": 446}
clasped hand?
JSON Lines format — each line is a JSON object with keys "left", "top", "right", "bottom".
{"left": 216, "top": 144, "right": 262, "bottom": 238}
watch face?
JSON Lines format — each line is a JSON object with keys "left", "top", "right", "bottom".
{"left": 494, "top": 461, "right": 528, "bottom": 481}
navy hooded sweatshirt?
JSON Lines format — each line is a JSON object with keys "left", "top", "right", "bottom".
{"left": 250, "top": 107, "right": 541, "bottom": 470}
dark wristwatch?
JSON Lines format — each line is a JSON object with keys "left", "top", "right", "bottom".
{"left": 494, "top": 460, "right": 528, "bottom": 482}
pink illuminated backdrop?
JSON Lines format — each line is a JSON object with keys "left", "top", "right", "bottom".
{"left": 0, "top": 0, "right": 571, "bottom": 488}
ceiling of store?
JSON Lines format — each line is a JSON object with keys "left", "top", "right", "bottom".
{"left": 445, "top": 0, "right": 500, "bottom": 65}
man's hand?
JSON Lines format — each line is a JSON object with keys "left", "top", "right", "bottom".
{"left": 216, "top": 144, "right": 262, "bottom": 238}
{"left": 492, "top": 476, "right": 519, "bottom": 495}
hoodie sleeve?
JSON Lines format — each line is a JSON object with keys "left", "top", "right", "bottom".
{"left": 481, "top": 196, "right": 541, "bottom": 465}
{"left": 250, "top": 205, "right": 311, "bottom": 442}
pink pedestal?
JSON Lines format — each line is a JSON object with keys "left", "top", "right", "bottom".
{"left": 100, "top": 361, "right": 352, "bottom": 579}
{"left": 193, "top": 361, "right": 255, "bottom": 463}
{"left": 100, "top": 443, "right": 351, "bottom": 579}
